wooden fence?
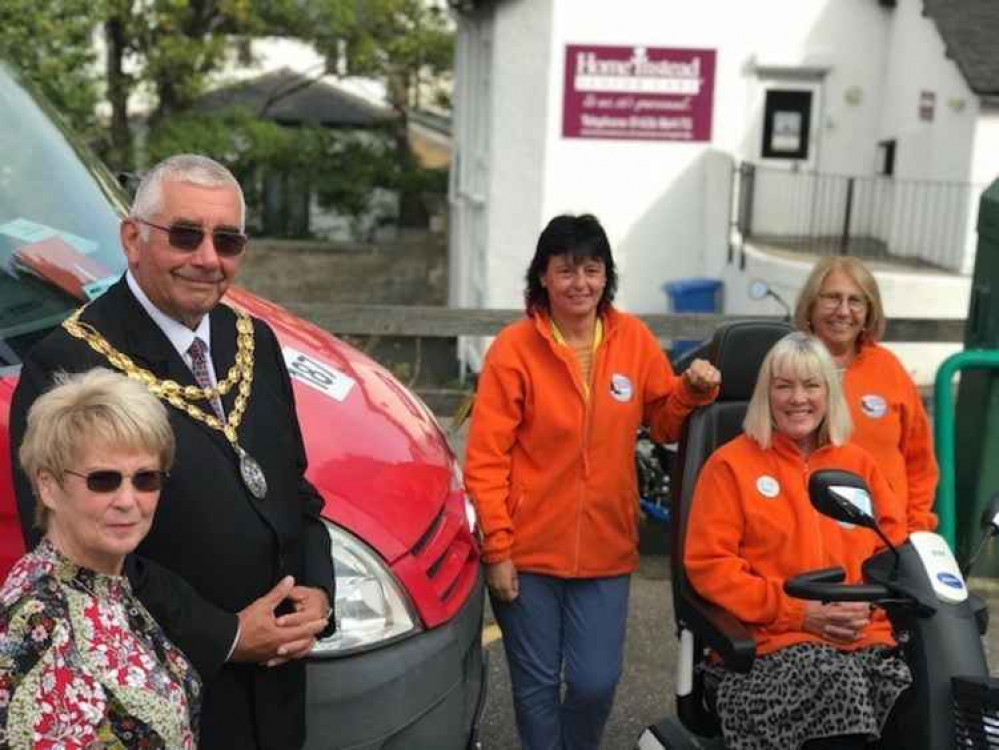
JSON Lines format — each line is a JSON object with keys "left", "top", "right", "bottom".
{"left": 285, "top": 303, "right": 965, "bottom": 343}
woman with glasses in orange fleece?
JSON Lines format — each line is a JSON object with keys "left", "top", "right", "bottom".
{"left": 794, "top": 256, "right": 938, "bottom": 535}
{"left": 1, "top": 368, "right": 200, "bottom": 748}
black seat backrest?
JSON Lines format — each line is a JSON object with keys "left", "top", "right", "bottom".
{"left": 669, "top": 320, "right": 792, "bottom": 667}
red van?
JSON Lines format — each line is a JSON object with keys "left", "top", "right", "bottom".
{"left": 0, "top": 62, "right": 485, "bottom": 750}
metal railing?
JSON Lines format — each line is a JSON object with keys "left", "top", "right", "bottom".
{"left": 737, "top": 163, "right": 981, "bottom": 272}
{"left": 933, "top": 350, "right": 999, "bottom": 550}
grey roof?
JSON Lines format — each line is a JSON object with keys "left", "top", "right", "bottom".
{"left": 923, "top": 0, "right": 999, "bottom": 96}
{"left": 196, "top": 68, "right": 396, "bottom": 127}
{"left": 407, "top": 108, "right": 452, "bottom": 135}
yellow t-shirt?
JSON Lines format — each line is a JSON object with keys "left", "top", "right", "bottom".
{"left": 550, "top": 317, "right": 603, "bottom": 397}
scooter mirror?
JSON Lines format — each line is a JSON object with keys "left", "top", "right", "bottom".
{"left": 748, "top": 279, "right": 770, "bottom": 301}
{"left": 808, "top": 470, "right": 878, "bottom": 530}
{"left": 979, "top": 491, "right": 999, "bottom": 533}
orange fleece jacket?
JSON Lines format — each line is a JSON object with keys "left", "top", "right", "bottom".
{"left": 845, "top": 342, "right": 938, "bottom": 533}
{"left": 684, "top": 433, "right": 903, "bottom": 656}
{"left": 464, "top": 307, "right": 717, "bottom": 577}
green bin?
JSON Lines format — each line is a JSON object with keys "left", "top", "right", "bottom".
{"left": 952, "top": 178, "right": 999, "bottom": 572}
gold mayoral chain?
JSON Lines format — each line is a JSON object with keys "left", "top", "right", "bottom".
{"left": 61, "top": 307, "right": 269, "bottom": 500}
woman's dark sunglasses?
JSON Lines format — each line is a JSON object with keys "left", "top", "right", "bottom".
{"left": 134, "top": 218, "right": 248, "bottom": 257}
{"left": 64, "top": 469, "right": 168, "bottom": 494}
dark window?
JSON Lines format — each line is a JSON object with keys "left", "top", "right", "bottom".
{"left": 877, "top": 139, "right": 896, "bottom": 176}
{"left": 761, "top": 89, "right": 812, "bottom": 160}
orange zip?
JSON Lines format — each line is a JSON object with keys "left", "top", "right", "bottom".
{"left": 574, "top": 336, "right": 607, "bottom": 573}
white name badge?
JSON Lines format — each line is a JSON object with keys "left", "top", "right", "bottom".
{"left": 610, "top": 373, "right": 634, "bottom": 402}
{"left": 283, "top": 347, "right": 356, "bottom": 402}
{"left": 756, "top": 475, "right": 780, "bottom": 498}
{"left": 860, "top": 394, "right": 888, "bottom": 419}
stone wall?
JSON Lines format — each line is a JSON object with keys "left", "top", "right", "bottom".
{"left": 239, "top": 235, "right": 448, "bottom": 306}
{"left": 238, "top": 235, "right": 464, "bottom": 413}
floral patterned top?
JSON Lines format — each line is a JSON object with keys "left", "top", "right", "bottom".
{"left": 0, "top": 539, "right": 200, "bottom": 749}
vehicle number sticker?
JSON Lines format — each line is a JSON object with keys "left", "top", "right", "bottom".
{"left": 283, "top": 347, "right": 356, "bottom": 402}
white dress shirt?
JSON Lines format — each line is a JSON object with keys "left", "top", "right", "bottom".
{"left": 126, "top": 271, "right": 222, "bottom": 390}
{"left": 125, "top": 271, "right": 240, "bottom": 658}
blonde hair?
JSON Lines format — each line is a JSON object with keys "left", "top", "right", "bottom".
{"left": 19, "top": 368, "right": 175, "bottom": 530}
{"left": 794, "top": 256, "right": 886, "bottom": 343}
{"left": 743, "top": 332, "right": 852, "bottom": 450}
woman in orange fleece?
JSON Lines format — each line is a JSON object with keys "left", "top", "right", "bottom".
{"left": 685, "top": 332, "right": 911, "bottom": 750}
{"left": 795, "top": 256, "right": 938, "bottom": 533}
{"left": 464, "top": 214, "right": 719, "bottom": 750}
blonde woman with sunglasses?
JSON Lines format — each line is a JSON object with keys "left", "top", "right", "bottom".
{"left": 3, "top": 367, "right": 200, "bottom": 747}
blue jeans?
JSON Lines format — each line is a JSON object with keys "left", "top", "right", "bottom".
{"left": 491, "top": 572, "right": 630, "bottom": 750}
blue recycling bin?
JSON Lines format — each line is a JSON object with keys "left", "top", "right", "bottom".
{"left": 662, "top": 277, "right": 723, "bottom": 359}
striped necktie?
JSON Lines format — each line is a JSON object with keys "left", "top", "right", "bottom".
{"left": 187, "top": 337, "right": 225, "bottom": 421}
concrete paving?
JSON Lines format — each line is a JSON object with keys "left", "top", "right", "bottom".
{"left": 478, "top": 552, "right": 999, "bottom": 750}
{"left": 478, "top": 549, "right": 679, "bottom": 750}
{"left": 445, "top": 420, "right": 999, "bottom": 749}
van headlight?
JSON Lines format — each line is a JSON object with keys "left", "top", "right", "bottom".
{"left": 449, "top": 460, "right": 477, "bottom": 534}
{"left": 310, "top": 521, "right": 420, "bottom": 657}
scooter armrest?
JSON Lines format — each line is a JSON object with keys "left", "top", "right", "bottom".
{"left": 678, "top": 587, "right": 756, "bottom": 673}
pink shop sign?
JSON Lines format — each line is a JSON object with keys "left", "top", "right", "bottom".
{"left": 562, "top": 45, "right": 716, "bottom": 142}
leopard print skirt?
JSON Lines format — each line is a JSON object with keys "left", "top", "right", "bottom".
{"left": 702, "top": 643, "right": 912, "bottom": 750}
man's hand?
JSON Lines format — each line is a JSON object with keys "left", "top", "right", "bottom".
{"left": 486, "top": 559, "right": 519, "bottom": 603}
{"left": 802, "top": 601, "right": 872, "bottom": 643}
{"left": 682, "top": 358, "right": 721, "bottom": 393}
{"left": 266, "top": 586, "right": 332, "bottom": 666}
{"left": 231, "top": 576, "right": 330, "bottom": 665}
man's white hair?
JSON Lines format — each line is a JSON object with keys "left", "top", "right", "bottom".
{"left": 130, "top": 154, "right": 246, "bottom": 238}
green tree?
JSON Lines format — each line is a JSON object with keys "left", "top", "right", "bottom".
{"left": 0, "top": 0, "right": 104, "bottom": 138}
{"left": 334, "top": 0, "right": 454, "bottom": 113}
{"left": 147, "top": 107, "right": 403, "bottom": 238}
{"left": 317, "top": 0, "right": 454, "bottom": 227}
{"left": 2, "top": 0, "right": 453, "bottom": 233}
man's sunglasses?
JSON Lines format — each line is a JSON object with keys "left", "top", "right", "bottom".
{"left": 133, "top": 218, "right": 248, "bottom": 257}
{"left": 64, "top": 469, "right": 169, "bottom": 494}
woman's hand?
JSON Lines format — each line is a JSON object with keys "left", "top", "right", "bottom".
{"left": 802, "top": 601, "right": 872, "bottom": 643}
{"left": 486, "top": 559, "right": 519, "bottom": 603}
{"left": 682, "top": 358, "right": 721, "bottom": 393}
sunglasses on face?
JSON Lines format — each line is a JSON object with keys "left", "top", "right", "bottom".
{"left": 133, "top": 218, "right": 248, "bottom": 257}
{"left": 64, "top": 469, "right": 168, "bottom": 494}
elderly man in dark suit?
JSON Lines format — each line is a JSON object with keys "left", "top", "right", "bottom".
{"left": 9, "top": 154, "right": 334, "bottom": 750}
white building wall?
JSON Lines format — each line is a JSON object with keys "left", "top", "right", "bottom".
{"left": 452, "top": 0, "right": 982, "bottom": 374}
{"left": 875, "top": 0, "right": 982, "bottom": 272}
{"left": 481, "top": 1, "right": 556, "bottom": 310}
{"left": 462, "top": 0, "right": 901, "bottom": 314}
{"left": 547, "top": 0, "right": 894, "bottom": 313}
{"left": 737, "top": 2, "right": 891, "bottom": 174}
{"left": 878, "top": 1, "right": 978, "bottom": 183}
{"left": 971, "top": 108, "right": 999, "bottom": 188}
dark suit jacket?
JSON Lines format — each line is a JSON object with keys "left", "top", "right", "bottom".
{"left": 9, "top": 278, "right": 334, "bottom": 750}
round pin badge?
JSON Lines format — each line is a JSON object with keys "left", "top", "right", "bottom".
{"left": 756, "top": 475, "right": 780, "bottom": 498}
{"left": 610, "top": 373, "right": 634, "bottom": 402}
{"left": 860, "top": 394, "right": 888, "bottom": 419}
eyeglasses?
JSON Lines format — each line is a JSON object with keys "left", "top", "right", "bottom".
{"left": 64, "top": 469, "right": 168, "bottom": 494}
{"left": 133, "top": 218, "right": 248, "bottom": 257}
{"left": 817, "top": 292, "right": 867, "bottom": 312}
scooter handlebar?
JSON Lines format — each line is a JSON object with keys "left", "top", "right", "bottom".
{"left": 784, "top": 566, "right": 892, "bottom": 602}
